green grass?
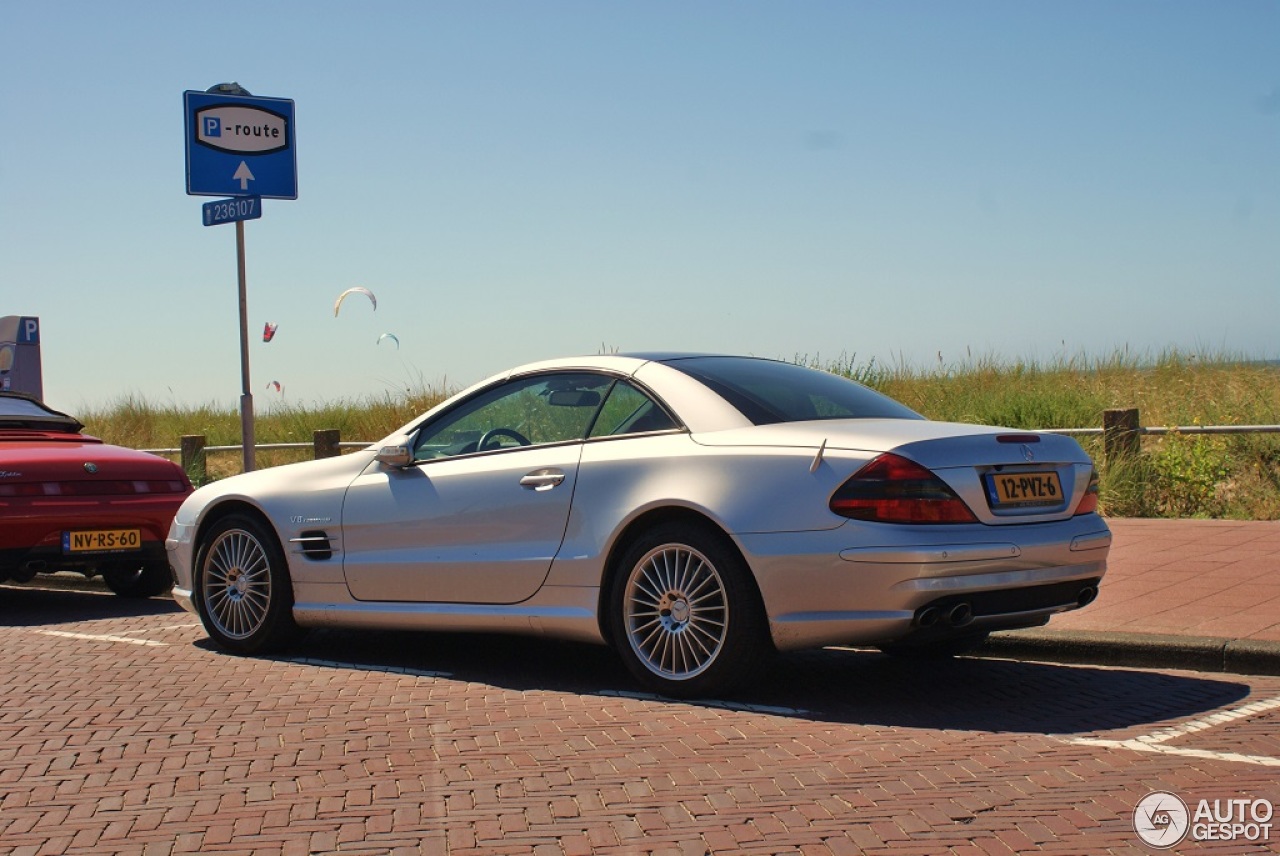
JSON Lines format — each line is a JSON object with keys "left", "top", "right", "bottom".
{"left": 78, "top": 349, "right": 1280, "bottom": 519}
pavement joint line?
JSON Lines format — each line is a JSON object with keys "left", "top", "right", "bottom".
{"left": 34, "top": 629, "right": 167, "bottom": 647}
{"left": 596, "top": 689, "right": 809, "bottom": 717}
{"left": 278, "top": 656, "right": 452, "bottom": 679}
{"left": 975, "top": 628, "right": 1280, "bottom": 677}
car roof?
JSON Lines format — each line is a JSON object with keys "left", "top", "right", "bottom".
{"left": 497, "top": 353, "right": 785, "bottom": 377}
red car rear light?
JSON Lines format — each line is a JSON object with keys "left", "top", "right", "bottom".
{"left": 0, "top": 480, "right": 188, "bottom": 498}
{"left": 1074, "top": 468, "right": 1100, "bottom": 515}
{"left": 830, "top": 453, "right": 978, "bottom": 524}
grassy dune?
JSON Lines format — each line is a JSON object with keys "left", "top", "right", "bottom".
{"left": 78, "top": 350, "right": 1280, "bottom": 519}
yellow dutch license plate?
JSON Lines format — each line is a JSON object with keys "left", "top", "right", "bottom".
{"left": 62, "top": 529, "right": 142, "bottom": 553}
{"left": 987, "top": 472, "right": 1064, "bottom": 508}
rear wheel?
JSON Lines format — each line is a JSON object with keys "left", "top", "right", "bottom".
{"left": 102, "top": 561, "right": 173, "bottom": 599}
{"left": 193, "top": 514, "right": 302, "bottom": 654}
{"left": 609, "top": 521, "right": 770, "bottom": 698}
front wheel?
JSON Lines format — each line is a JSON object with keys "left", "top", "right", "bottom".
{"left": 193, "top": 513, "right": 302, "bottom": 654}
{"left": 609, "top": 521, "right": 771, "bottom": 698}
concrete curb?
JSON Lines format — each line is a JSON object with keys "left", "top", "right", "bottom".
{"left": 973, "top": 629, "right": 1280, "bottom": 677}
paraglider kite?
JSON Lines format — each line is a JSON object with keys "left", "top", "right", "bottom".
{"left": 377, "top": 332, "right": 400, "bottom": 349}
{"left": 333, "top": 286, "right": 377, "bottom": 316}
{"left": 262, "top": 322, "right": 278, "bottom": 343}
{"left": 265, "top": 380, "right": 283, "bottom": 393}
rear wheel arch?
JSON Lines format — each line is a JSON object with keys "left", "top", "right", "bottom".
{"left": 600, "top": 507, "right": 773, "bottom": 696}
{"left": 598, "top": 507, "right": 760, "bottom": 639}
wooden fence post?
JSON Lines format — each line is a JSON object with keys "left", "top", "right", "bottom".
{"left": 313, "top": 429, "right": 341, "bottom": 459}
{"left": 181, "top": 434, "right": 207, "bottom": 483}
{"left": 1103, "top": 408, "right": 1141, "bottom": 465}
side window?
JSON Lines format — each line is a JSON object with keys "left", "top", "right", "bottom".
{"left": 413, "top": 373, "right": 609, "bottom": 461}
{"left": 589, "top": 381, "right": 678, "bottom": 438}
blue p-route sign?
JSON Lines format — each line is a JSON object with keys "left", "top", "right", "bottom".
{"left": 184, "top": 90, "right": 297, "bottom": 199}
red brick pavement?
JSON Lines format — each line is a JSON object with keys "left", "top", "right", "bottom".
{"left": 2, "top": 613, "right": 1278, "bottom": 855}
{"left": 3, "top": 518, "right": 1280, "bottom": 854}
{"left": 1049, "top": 519, "right": 1280, "bottom": 642}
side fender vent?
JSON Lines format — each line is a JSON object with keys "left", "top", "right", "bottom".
{"left": 291, "top": 530, "right": 333, "bottom": 561}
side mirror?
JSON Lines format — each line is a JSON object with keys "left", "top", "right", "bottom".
{"left": 376, "top": 444, "right": 413, "bottom": 468}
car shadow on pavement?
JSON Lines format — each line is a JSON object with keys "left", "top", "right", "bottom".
{"left": 0, "top": 581, "right": 184, "bottom": 626}
{"left": 231, "top": 627, "right": 1253, "bottom": 739}
{"left": 754, "top": 647, "right": 1253, "bottom": 735}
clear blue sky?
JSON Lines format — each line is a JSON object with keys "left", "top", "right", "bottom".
{"left": 3, "top": 1, "right": 1277, "bottom": 412}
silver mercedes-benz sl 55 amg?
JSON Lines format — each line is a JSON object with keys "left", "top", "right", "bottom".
{"left": 167, "top": 353, "right": 1110, "bottom": 697}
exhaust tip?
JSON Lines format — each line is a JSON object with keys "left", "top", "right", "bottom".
{"left": 948, "top": 603, "right": 974, "bottom": 627}
{"left": 916, "top": 606, "right": 942, "bottom": 628}
{"left": 1076, "top": 586, "right": 1097, "bottom": 608}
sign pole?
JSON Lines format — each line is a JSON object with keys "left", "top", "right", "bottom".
{"left": 184, "top": 82, "right": 295, "bottom": 476}
{"left": 236, "top": 219, "right": 255, "bottom": 473}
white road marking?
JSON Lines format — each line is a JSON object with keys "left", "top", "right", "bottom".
{"left": 37, "top": 630, "right": 167, "bottom": 647}
{"left": 1067, "top": 737, "right": 1280, "bottom": 767}
{"left": 1065, "top": 694, "right": 1280, "bottom": 767}
{"left": 1133, "top": 695, "right": 1280, "bottom": 744}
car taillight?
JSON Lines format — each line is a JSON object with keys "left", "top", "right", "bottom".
{"left": 0, "top": 480, "right": 188, "bottom": 497}
{"left": 1074, "top": 468, "right": 1100, "bottom": 515}
{"left": 830, "top": 453, "right": 978, "bottom": 524}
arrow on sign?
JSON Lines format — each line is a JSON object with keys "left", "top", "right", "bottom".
{"left": 233, "top": 161, "right": 256, "bottom": 190}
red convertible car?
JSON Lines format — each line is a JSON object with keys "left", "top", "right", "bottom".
{"left": 0, "top": 392, "right": 192, "bottom": 598}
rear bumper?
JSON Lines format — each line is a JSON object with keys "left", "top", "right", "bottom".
{"left": 0, "top": 497, "right": 182, "bottom": 578}
{"left": 739, "top": 516, "right": 1111, "bottom": 651}
{"left": 0, "top": 541, "right": 170, "bottom": 579}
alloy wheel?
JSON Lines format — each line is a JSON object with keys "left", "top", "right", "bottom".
{"left": 622, "top": 543, "right": 729, "bottom": 681}
{"left": 201, "top": 528, "right": 273, "bottom": 640}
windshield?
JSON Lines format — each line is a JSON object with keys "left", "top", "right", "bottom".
{"left": 662, "top": 357, "right": 922, "bottom": 426}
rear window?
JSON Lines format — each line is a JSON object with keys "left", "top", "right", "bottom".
{"left": 664, "top": 357, "right": 922, "bottom": 426}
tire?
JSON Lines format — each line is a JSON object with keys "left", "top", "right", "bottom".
{"left": 878, "top": 632, "right": 990, "bottom": 660}
{"left": 101, "top": 561, "right": 174, "bottom": 599}
{"left": 193, "top": 513, "right": 302, "bottom": 654}
{"left": 609, "top": 521, "right": 771, "bottom": 698}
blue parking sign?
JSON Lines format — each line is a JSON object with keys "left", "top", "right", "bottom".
{"left": 184, "top": 90, "right": 297, "bottom": 199}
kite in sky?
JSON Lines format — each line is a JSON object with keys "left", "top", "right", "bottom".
{"left": 334, "top": 286, "right": 377, "bottom": 316}
{"left": 265, "top": 380, "right": 283, "bottom": 393}
{"left": 262, "top": 322, "right": 278, "bottom": 342}
{"left": 377, "top": 332, "right": 400, "bottom": 349}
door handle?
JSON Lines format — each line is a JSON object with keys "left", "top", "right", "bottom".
{"left": 520, "top": 468, "right": 566, "bottom": 490}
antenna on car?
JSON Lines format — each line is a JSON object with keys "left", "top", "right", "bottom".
{"left": 810, "top": 438, "right": 827, "bottom": 473}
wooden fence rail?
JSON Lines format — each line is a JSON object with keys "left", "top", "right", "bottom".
{"left": 145, "top": 410, "right": 1280, "bottom": 482}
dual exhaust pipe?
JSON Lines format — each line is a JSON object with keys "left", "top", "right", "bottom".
{"left": 914, "top": 584, "right": 1099, "bottom": 629}
{"left": 916, "top": 602, "right": 974, "bottom": 629}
